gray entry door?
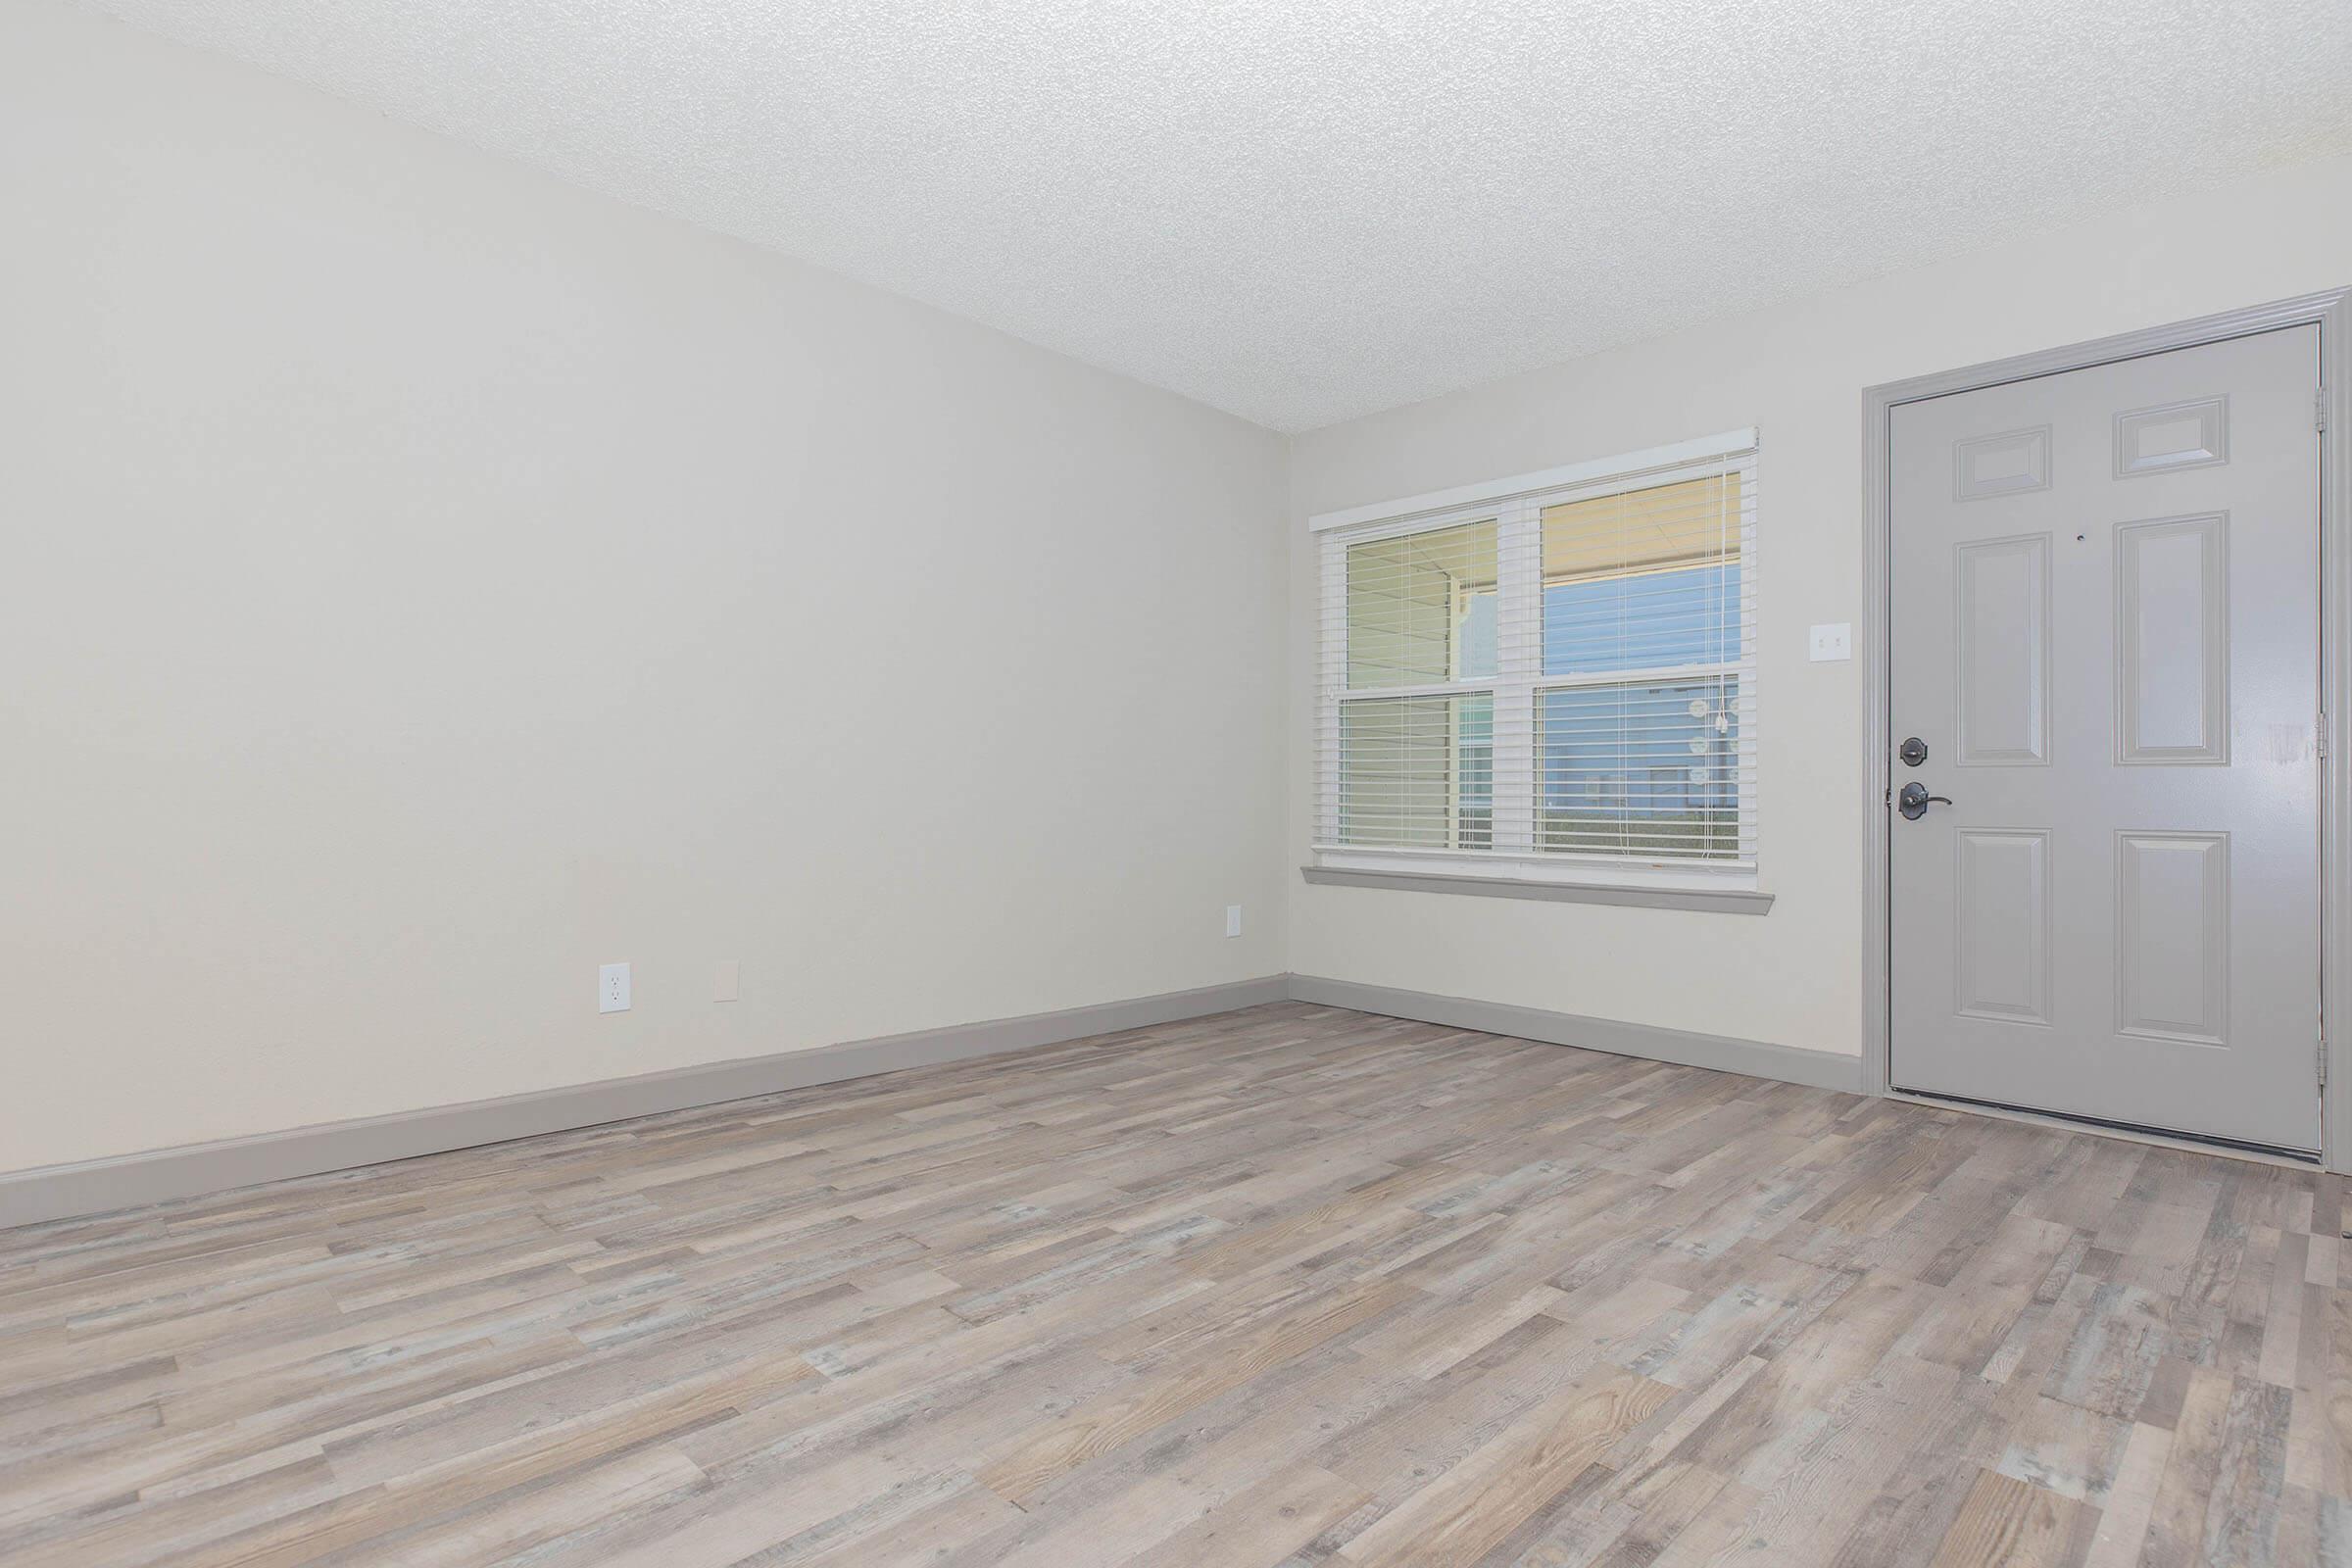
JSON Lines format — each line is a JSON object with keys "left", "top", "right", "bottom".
{"left": 1888, "top": 324, "right": 2323, "bottom": 1152}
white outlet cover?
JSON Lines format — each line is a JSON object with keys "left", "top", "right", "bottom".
{"left": 713, "top": 959, "right": 740, "bottom": 1003}
{"left": 1809, "top": 622, "right": 1853, "bottom": 662}
{"left": 1224, "top": 904, "right": 1244, "bottom": 939}
{"left": 599, "top": 961, "right": 631, "bottom": 1013}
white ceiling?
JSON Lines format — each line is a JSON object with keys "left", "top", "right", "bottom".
{"left": 93, "top": 0, "right": 2352, "bottom": 431}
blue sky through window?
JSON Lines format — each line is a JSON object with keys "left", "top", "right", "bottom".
{"left": 1541, "top": 563, "right": 1740, "bottom": 830}
{"left": 1544, "top": 564, "right": 1740, "bottom": 675}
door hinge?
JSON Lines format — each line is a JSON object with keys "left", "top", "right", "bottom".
{"left": 2321, "top": 1034, "right": 2329, "bottom": 1088}
{"left": 2322, "top": 388, "right": 2330, "bottom": 433}
{"left": 2322, "top": 711, "right": 2330, "bottom": 760}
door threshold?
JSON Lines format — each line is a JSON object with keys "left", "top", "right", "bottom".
{"left": 1889, "top": 1086, "right": 2320, "bottom": 1168}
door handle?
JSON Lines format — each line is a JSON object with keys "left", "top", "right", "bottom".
{"left": 1897, "top": 781, "right": 1952, "bottom": 820}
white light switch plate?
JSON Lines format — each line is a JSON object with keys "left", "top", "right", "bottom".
{"left": 1225, "top": 905, "right": 1244, "bottom": 939}
{"left": 1809, "top": 622, "right": 1853, "bottom": 662}
{"left": 713, "top": 959, "right": 740, "bottom": 1003}
{"left": 599, "top": 962, "right": 631, "bottom": 1013}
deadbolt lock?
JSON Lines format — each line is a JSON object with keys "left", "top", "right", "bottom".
{"left": 1898, "top": 736, "right": 1929, "bottom": 766}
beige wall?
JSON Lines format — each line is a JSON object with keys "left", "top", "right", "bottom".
{"left": 1288, "top": 153, "right": 2352, "bottom": 1058}
{"left": 12, "top": 0, "right": 2352, "bottom": 1178}
{"left": 1, "top": 0, "right": 1288, "bottom": 1171}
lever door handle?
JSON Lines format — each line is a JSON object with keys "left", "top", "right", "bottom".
{"left": 1897, "top": 782, "right": 1952, "bottom": 820}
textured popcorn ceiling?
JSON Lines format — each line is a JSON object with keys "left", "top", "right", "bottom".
{"left": 89, "top": 0, "right": 2352, "bottom": 431}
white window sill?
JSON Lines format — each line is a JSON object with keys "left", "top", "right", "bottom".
{"left": 1298, "top": 863, "right": 1775, "bottom": 914}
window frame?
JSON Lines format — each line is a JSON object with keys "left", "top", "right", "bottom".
{"left": 1311, "top": 431, "right": 1759, "bottom": 897}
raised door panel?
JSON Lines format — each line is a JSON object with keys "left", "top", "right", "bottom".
{"left": 1952, "top": 425, "right": 2052, "bottom": 501}
{"left": 2114, "top": 514, "right": 2229, "bottom": 765}
{"left": 2116, "top": 831, "right": 2230, "bottom": 1046}
{"left": 1954, "top": 533, "right": 2052, "bottom": 766}
{"left": 2115, "top": 396, "right": 2229, "bottom": 478}
{"left": 1954, "top": 830, "right": 2051, "bottom": 1026}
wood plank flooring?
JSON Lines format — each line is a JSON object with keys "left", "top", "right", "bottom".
{"left": 3, "top": 1001, "right": 2347, "bottom": 1566}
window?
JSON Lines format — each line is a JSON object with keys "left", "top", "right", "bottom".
{"left": 1313, "top": 430, "right": 1757, "bottom": 891}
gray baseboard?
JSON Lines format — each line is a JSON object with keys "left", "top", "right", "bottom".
{"left": 0, "top": 975, "right": 1291, "bottom": 1232}
{"left": 1287, "top": 975, "right": 1864, "bottom": 1095}
{"left": 1, "top": 971, "right": 1858, "bottom": 1233}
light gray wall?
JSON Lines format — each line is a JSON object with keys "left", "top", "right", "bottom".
{"left": 1287, "top": 151, "right": 2352, "bottom": 1058}
{"left": 1, "top": 0, "right": 1288, "bottom": 1172}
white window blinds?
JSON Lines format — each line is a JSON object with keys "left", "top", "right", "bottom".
{"left": 1314, "top": 432, "right": 1758, "bottom": 885}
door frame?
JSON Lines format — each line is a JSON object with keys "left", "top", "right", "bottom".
{"left": 1861, "top": 288, "right": 2352, "bottom": 1167}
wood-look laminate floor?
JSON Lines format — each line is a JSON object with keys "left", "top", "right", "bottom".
{"left": 4, "top": 1002, "right": 2347, "bottom": 1567}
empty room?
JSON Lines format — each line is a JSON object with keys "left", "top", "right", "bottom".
{"left": 7, "top": 1, "right": 2352, "bottom": 1563}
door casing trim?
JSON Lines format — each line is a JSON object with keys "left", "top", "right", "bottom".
{"left": 1861, "top": 288, "right": 2352, "bottom": 1169}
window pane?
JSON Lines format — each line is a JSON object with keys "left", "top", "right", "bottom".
{"left": 1340, "top": 693, "right": 1494, "bottom": 850}
{"left": 1346, "top": 519, "right": 1498, "bottom": 689}
{"left": 1542, "top": 474, "right": 1740, "bottom": 677}
{"left": 1537, "top": 678, "right": 1740, "bottom": 859}
{"left": 1544, "top": 564, "right": 1740, "bottom": 675}
{"left": 1457, "top": 696, "right": 1494, "bottom": 847}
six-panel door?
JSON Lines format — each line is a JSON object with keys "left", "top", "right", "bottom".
{"left": 1888, "top": 325, "right": 2323, "bottom": 1152}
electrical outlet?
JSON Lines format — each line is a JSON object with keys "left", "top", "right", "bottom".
{"left": 1225, "top": 905, "right": 1244, "bottom": 939}
{"left": 713, "top": 959, "right": 740, "bottom": 1003}
{"left": 598, "top": 962, "right": 631, "bottom": 1013}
